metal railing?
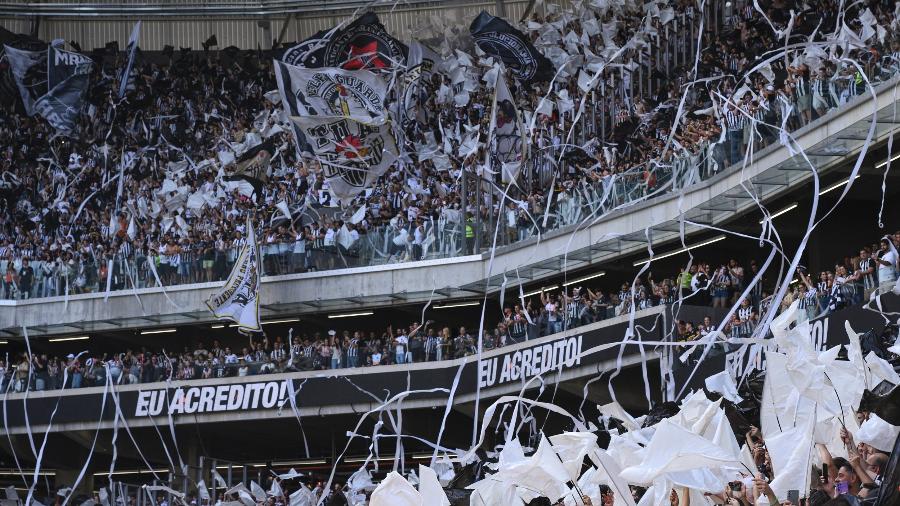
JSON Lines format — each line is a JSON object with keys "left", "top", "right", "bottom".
{"left": 2, "top": 1, "right": 897, "bottom": 300}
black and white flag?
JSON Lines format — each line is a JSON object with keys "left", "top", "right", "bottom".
{"left": 399, "top": 40, "right": 439, "bottom": 130}
{"left": 3, "top": 44, "right": 45, "bottom": 115}
{"left": 281, "top": 12, "right": 408, "bottom": 70}
{"left": 118, "top": 21, "right": 141, "bottom": 99}
{"left": 224, "top": 139, "right": 275, "bottom": 197}
{"left": 274, "top": 61, "right": 389, "bottom": 124}
{"left": 469, "top": 11, "right": 554, "bottom": 84}
{"left": 488, "top": 69, "right": 525, "bottom": 183}
{"left": 34, "top": 46, "right": 93, "bottom": 132}
{"left": 290, "top": 116, "right": 398, "bottom": 202}
{"left": 205, "top": 217, "right": 261, "bottom": 333}
{"left": 5, "top": 43, "right": 92, "bottom": 132}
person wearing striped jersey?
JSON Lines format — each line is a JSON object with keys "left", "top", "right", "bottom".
{"left": 736, "top": 298, "right": 754, "bottom": 337}
{"left": 347, "top": 332, "right": 360, "bottom": 368}
{"left": 561, "top": 288, "right": 582, "bottom": 331}
{"left": 811, "top": 66, "right": 833, "bottom": 118}
{"left": 788, "top": 64, "right": 812, "bottom": 126}
{"left": 506, "top": 306, "right": 528, "bottom": 344}
{"left": 796, "top": 268, "right": 820, "bottom": 321}
{"left": 724, "top": 102, "right": 745, "bottom": 166}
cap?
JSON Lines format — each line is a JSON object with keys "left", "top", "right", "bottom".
{"left": 67, "top": 353, "right": 75, "bottom": 359}
{"left": 328, "top": 330, "right": 337, "bottom": 336}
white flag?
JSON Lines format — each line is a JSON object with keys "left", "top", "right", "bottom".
{"left": 205, "top": 216, "right": 261, "bottom": 332}
{"left": 118, "top": 21, "right": 141, "bottom": 98}
{"left": 274, "top": 61, "right": 388, "bottom": 124}
{"left": 290, "top": 115, "right": 398, "bottom": 202}
{"left": 213, "top": 470, "right": 228, "bottom": 489}
{"left": 196, "top": 480, "right": 210, "bottom": 501}
{"left": 289, "top": 486, "right": 316, "bottom": 506}
{"left": 488, "top": 69, "right": 524, "bottom": 183}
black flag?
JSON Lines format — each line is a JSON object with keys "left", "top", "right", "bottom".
{"left": 280, "top": 12, "right": 408, "bottom": 70}
{"left": 876, "top": 432, "right": 900, "bottom": 505}
{"left": 469, "top": 10, "right": 553, "bottom": 84}
{"left": 33, "top": 45, "right": 92, "bottom": 133}
{"left": 225, "top": 140, "right": 276, "bottom": 197}
{"left": 202, "top": 34, "right": 218, "bottom": 51}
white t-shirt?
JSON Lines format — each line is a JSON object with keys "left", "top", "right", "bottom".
{"left": 545, "top": 302, "right": 558, "bottom": 322}
{"left": 371, "top": 352, "right": 382, "bottom": 365}
{"left": 395, "top": 335, "right": 408, "bottom": 354}
{"left": 878, "top": 250, "right": 898, "bottom": 283}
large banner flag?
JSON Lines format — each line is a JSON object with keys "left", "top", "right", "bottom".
{"left": 5, "top": 43, "right": 92, "bottom": 132}
{"left": 118, "top": 21, "right": 141, "bottom": 98}
{"left": 399, "top": 40, "right": 439, "bottom": 130}
{"left": 34, "top": 46, "right": 93, "bottom": 132}
{"left": 489, "top": 69, "right": 525, "bottom": 182}
{"left": 273, "top": 61, "right": 389, "bottom": 124}
{"left": 205, "top": 217, "right": 262, "bottom": 333}
{"left": 281, "top": 12, "right": 408, "bottom": 70}
{"left": 3, "top": 45, "right": 45, "bottom": 115}
{"left": 469, "top": 11, "right": 553, "bottom": 84}
{"left": 290, "top": 116, "right": 398, "bottom": 202}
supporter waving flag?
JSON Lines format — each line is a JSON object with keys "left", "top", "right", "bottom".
{"left": 469, "top": 10, "right": 553, "bottom": 84}
{"left": 205, "top": 216, "right": 262, "bottom": 333}
{"left": 280, "top": 11, "right": 408, "bottom": 70}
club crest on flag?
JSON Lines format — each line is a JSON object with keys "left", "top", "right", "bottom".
{"left": 205, "top": 217, "right": 262, "bottom": 332}
{"left": 292, "top": 116, "right": 397, "bottom": 201}
{"left": 400, "top": 58, "right": 436, "bottom": 130}
{"left": 280, "top": 12, "right": 408, "bottom": 70}
{"left": 325, "top": 13, "right": 407, "bottom": 69}
{"left": 308, "top": 119, "right": 384, "bottom": 186}
{"left": 474, "top": 32, "right": 538, "bottom": 80}
{"left": 469, "top": 11, "right": 553, "bottom": 84}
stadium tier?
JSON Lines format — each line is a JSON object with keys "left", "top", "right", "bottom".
{"left": 1, "top": 0, "right": 900, "bottom": 505}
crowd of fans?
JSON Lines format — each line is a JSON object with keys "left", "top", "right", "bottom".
{"left": 1, "top": 229, "right": 895, "bottom": 394}
{"left": 2, "top": 0, "right": 898, "bottom": 301}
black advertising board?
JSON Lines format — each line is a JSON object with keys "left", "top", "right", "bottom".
{"left": 2, "top": 312, "right": 665, "bottom": 431}
{"left": 808, "top": 293, "right": 900, "bottom": 350}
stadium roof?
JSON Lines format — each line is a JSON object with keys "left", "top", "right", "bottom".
{"left": 0, "top": 0, "right": 492, "bottom": 17}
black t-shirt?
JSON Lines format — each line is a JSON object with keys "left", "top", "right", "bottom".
{"left": 19, "top": 265, "right": 33, "bottom": 286}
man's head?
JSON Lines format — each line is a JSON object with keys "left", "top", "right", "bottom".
{"left": 866, "top": 453, "right": 888, "bottom": 478}
{"left": 837, "top": 464, "right": 860, "bottom": 493}
{"left": 598, "top": 485, "right": 614, "bottom": 506}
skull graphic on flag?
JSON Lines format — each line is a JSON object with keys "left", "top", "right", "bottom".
{"left": 291, "top": 116, "right": 397, "bottom": 202}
